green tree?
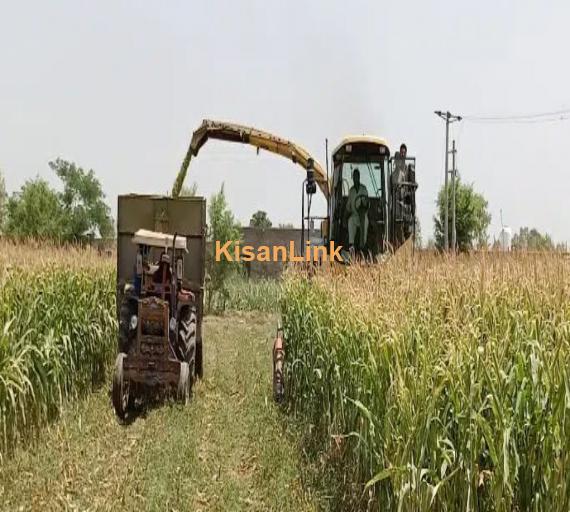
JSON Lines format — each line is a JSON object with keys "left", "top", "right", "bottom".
{"left": 434, "top": 179, "right": 491, "bottom": 251}
{"left": 249, "top": 210, "right": 272, "bottom": 229}
{"left": 278, "top": 222, "right": 295, "bottom": 229}
{"left": 511, "top": 227, "right": 554, "bottom": 251}
{"left": 5, "top": 178, "right": 64, "bottom": 238}
{"left": 49, "top": 158, "right": 114, "bottom": 240}
{"left": 207, "top": 184, "right": 241, "bottom": 312}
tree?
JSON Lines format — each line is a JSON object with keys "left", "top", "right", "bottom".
{"left": 511, "top": 227, "right": 554, "bottom": 251}
{"left": 206, "top": 184, "right": 241, "bottom": 312}
{"left": 5, "top": 178, "right": 64, "bottom": 238}
{"left": 0, "top": 170, "right": 6, "bottom": 232}
{"left": 278, "top": 222, "right": 295, "bottom": 229}
{"left": 4, "top": 160, "right": 114, "bottom": 242}
{"left": 433, "top": 179, "right": 491, "bottom": 251}
{"left": 49, "top": 158, "right": 114, "bottom": 239}
{"left": 249, "top": 210, "right": 272, "bottom": 229}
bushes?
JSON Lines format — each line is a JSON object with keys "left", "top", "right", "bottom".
{"left": 281, "top": 253, "right": 570, "bottom": 510}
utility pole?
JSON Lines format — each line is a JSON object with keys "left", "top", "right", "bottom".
{"left": 451, "top": 140, "right": 457, "bottom": 253}
{"left": 435, "top": 111, "right": 462, "bottom": 251}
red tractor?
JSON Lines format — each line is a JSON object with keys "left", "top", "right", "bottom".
{"left": 113, "top": 195, "right": 206, "bottom": 420}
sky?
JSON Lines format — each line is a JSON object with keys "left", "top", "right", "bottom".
{"left": 1, "top": 0, "right": 569, "bottom": 244}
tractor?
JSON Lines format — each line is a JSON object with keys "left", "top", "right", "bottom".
{"left": 113, "top": 195, "right": 206, "bottom": 420}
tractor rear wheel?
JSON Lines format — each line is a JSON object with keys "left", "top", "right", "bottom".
{"left": 177, "top": 362, "right": 191, "bottom": 405}
{"left": 178, "top": 308, "right": 197, "bottom": 364}
{"left": 112, "top": 353, "right": 130, "bottom": 420}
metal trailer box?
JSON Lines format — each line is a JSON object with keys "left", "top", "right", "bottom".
{"left": 116, "top": 194, "right": 207, "bottom": 351}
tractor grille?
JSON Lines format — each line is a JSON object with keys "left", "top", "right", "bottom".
{"left": 141, "top": 318, "right": 165, "bottom": 336}
{"left": 137, "top": 297, "right": 169, "bottom": 358}
{"left": 140, "top": 335, "right": 167, "bottom": 357}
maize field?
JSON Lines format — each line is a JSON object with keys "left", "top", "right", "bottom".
{"left": 0, "top": 241, "right": 116, "bottom": 456}
{"left": 281, "top": 252, "right": 570, "bottom": 511}
{"left": 3, "top": 239, "right": 569, "bottom": 511}
{"left": 226, "top": 274, "right": 282, "bottom": 312}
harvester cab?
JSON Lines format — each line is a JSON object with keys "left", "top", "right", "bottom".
{"left": 328, "top": 137, "right": 417, "bottom": 258}
{"left": 113, "top": 195, "right": 206, "bottom": 421}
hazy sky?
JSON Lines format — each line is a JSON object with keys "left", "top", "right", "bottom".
{"left": 1, "top": 1, "right": 569, "bottom": 243}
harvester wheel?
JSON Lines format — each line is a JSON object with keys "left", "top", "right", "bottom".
{"left": 112, "top": 353, "right": 130, "bottom": 420}
{"left": 177, "top": 362, "right": 191, "bottom": 405}
{"left": 178, "top": 308, "right": 197, "bottom": 363}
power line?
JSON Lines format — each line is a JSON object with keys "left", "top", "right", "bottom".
{"left": 465, "top": 115, "right": 570, "bottom": 125}
{"left": 463, "top": 107, "right": 570, "bottom": 123}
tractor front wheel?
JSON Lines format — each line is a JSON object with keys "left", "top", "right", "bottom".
{"left": 112, "top": 353, "right": 130, "bottom": 420}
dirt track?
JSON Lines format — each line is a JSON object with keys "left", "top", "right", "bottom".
{"left": 0, "top": 313, "right": 323, "bottom": 511}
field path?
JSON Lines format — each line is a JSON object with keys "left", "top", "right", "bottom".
{"left": 0, "top": 313, "right": 321, "bottom": 511}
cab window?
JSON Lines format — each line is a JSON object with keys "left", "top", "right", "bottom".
{"left": 340, "top": 160, "right": 385, "bottom": 198}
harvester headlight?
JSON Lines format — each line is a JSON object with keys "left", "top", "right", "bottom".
{"left": 130, "top": 315, "right": 138, "bottom": 331}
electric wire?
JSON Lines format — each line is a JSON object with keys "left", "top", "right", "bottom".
{"left": 462, "top": 107, "right": 570, "bottom": 124}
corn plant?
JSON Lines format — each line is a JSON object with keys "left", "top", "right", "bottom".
{"left": 226, "top": 274, "right": 282, "bottom": 312}
{"left": 281, "top": 252, "right": 570, "bottom": 511}
{"left": 0, "top": 241, "right": 116, "bottom": 457}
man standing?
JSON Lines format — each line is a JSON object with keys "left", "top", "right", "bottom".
{"left": 391, "top": 143, "right": 416, "bottom": 244}
{"left": 392, "top": 144, "right": 408, "bottom": 187}
{"left": 346, "top": 168, "right": 369, "bottom": 249}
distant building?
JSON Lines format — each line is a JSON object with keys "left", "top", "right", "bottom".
{"left": 241, "top": 226, "right": 302, "bottom": 277}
